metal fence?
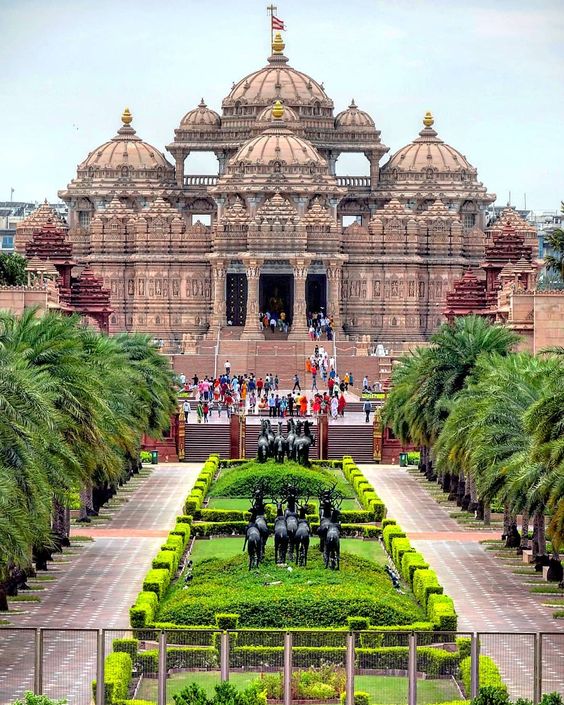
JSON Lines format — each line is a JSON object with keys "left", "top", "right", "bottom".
{"left": 0, "top": 629, "right": 563, "bottom": 705}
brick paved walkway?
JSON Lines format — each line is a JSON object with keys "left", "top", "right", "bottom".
{"left": 362, "top": 463, "right": 564, "bottom": 698}
{"left": 0, "top": 462, "right": 200, "bottom": 705}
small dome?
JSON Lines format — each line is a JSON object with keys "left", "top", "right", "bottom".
{"left": 385, "top": 113, "right": 474, "bottom": 173}
{"left": 180, "top": 99, "right": 221, "bottom": 129}
{"left": 335, "top": 100, "right": 375, "bottom": 129}
{"left": 230, "top": 121, "right": 326, "bottom": 168}
{"left": 256, "top": 103, "right": 299, "bottom": 124}
{"left": 79, "top": 109, "right": 173, "bottom": 174}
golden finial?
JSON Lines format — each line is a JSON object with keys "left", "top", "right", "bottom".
{"left": 272, "top": 100, "right": 284, "bottom": 119}
{"left": 121, "top": 107, "right": 133, "bottom": 125}
{"left": 272, "top": 32, "right": 285, "bottom": 54}
{"left": 423, "top": 111, "right": 434, "bottom": 128}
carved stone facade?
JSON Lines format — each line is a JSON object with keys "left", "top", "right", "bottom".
{"left": 48, "top": 34, "right": 497, "bottom": 346}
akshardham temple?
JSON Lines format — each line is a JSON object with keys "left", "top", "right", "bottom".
{"left": 19, "top": 32, "right": 502, "bottom": 347}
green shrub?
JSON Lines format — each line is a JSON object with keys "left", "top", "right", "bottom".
{"left": 112, "top": 638, "right": 139, "bottom": 659}
{"left": 347, "top": 616, "right": 370, "bottom": 630}
{"left": 412, "top": 569, "right": 443, "bottom": 609}
{"left": 382, "top": 519, "right": 397, "bottom": 528}
{"left": 539, "top": 695, "right": 564, "bottom": 705}
{"left": 456, "top": 637, "right": 471, "bottom": 660}
{"left": 172, "top": 681, "right": 265, "bottom": 705}
{"left": 215, "top": 613, "right": 239, "bottom": 629}
{"left": 137, "top": 646, "right": 218, "bottom": 673}
{"left": 130, "top": 591, "right": 158, "bottom": 628}
{"left": 92, "top": 652, "right": 132, "bottom": 704}
{"left": 427, "top": 594, "right": 457, "bottom": 631}
{"left": 356, "top": 646, "right": 459, "bottom": 674}
{"left": 194, "top": 509, "right": 248, "bottom": 522}
{"left": 337, "top": 510, "right": 373, "bottom": 523}
{"left": 407, "top": 452, "right": 420, "bottom": 465}
{"left": 140, "top": 450, "right": 152, "bottom": 463}
{"left": 185, "top": 497, "right": 201, "bottom": 515}
{"left": 170, "top": 523, "right": 191, "bottom": 547}
{"left": 11, "top": 695, "right": 66, "bottom": 705}
{"left": 152, "top": 550, "right": 177, "bottom": 574}
{"left": 469, "top": 687, "right": 509, "bottom": 705}
{"left": 143, "top": 568, "right": 170, "bottom": 599}
{"left": 460, "top": 656, "right": 506, "bottom": 696}
{"left": 192, "top": 521, "right": 248, "bottom": 536}
{"left": 114, "top": 700, "right": 156, "bottom": 705}
{"left": 341, "top": 693, "right": 370, "bottom": 705}
{"left": 163, "top": 534, "right": 184, "bottom": 550}
{"left": 401, "top": 551, "right": 430, "bottom": 584}
{"left": 391, "top": 537, "right": 414, "bottom": 567}
{"left": 383, "top": 525, "right": 406, "bottom": 553}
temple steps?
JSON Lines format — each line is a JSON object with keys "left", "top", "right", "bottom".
{"left": 184, "top": 423, "right": 230, "bottom": 462}
{"left": 327, "top": 424, "right": 375, "bottom": 462}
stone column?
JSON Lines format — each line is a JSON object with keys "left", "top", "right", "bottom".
{"left": 366, "top": 151, "right": 380, "bottom": 189}
{"left": 241, "top": 259, "right": 263, "bottom": 339}
{"left": 209, "top": 261, "right": 226, "bottom": 328}
{"left": 326, "top": 263, "right": 343, "bottom": 331}
{"left": 175, "top": 153, "right": 187, "bottom": 188}
{"left": 288, "top": 258, "right": 310, "bottom": 340}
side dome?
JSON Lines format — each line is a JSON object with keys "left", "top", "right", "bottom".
{"left": 384, "top": 112, "right": 474, "bottom": 175}
{"left": 78, "top": 109, "right": 174, "bottom": 178}
{"left": 222, "top": 35, "right": 333, "bottom": 114}
{"left": 335, "top": 100, "right": 375, "bottom": 129}
{"left": 180, "top": 99, "right": 221, "bottom": 129}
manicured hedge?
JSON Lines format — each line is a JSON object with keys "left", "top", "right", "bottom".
{"left": 460, "top": 655, "right": 506, "bottom": 695}
{"left": 341, "top": 460, "right": 386, "bottom": 521}
{"left": 92, "top": 652, "right": 132, "bottom": 704}
{"left": 136, "top": 646, "right": 218, "bottom": 673}
{"left": 391, "top": 537, "right": 414, "bottom": 567}
{"left": 412, "top": 569, "right": 443, "bottom": 608}
{"left": 112, "top": 638, "right": 139, "bottom": 659}
{"left": 130, "top": 591, "right": 158, "bottom": 628}
{"left": 427, "top": 594, "right": 458, "bottom": 631}
{"left": 401, "top": 551, "right": 430, "bottom": 584}
{"left": 383, "top": 525, "right": 407, "bottom": 553}
{"left": 357, "top": 646, "right": 460, "bottom": 674}
{"left": 143, "top": 568, "right": 170, "bottom": 599}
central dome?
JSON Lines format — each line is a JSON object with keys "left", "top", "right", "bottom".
{"left": 230, "top": 121, "right": 326, "bottom": 168}
{"left": 222, "top": 39, "right": 333, "bottom": 114}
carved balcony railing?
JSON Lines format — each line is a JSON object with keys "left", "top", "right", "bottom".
{"left": 336, "top": 176, "right": 371, "bottom": 189}
{"left": 184, "top": 175, "right": 219, "bottom": 188}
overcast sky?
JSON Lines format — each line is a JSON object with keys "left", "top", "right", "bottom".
{"left": 1, "top": 0, "right": 562, "bottom": 211}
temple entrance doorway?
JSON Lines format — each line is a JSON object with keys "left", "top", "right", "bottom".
{"left": 260, "top": 274, "right": 293, "bottom": 325}
{"left": 226, "top": 273, "right": 247, "bottom": 326}
{"left": 306, "top": 273, "right": 327, "bottom": 315}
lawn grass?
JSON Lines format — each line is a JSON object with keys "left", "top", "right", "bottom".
{"left": 189, "top": 537, "right": 387, "bottom": 567}
{"left": 137, "top": 671, "right": 462, "bottom": 704}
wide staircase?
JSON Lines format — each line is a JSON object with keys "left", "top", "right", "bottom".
{"left": 328, "top": 424, "right": 375, "bottom": 462}
{"left": 185, "top": 423, "right": 230, "bottom": 461}
{"left": 171, "top": 328, "right": 396, "bottom": 390}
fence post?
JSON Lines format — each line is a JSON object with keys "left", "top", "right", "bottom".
{"left": 345, "top": 632, "right": 355, "bottom": 705}
{"left": 471, "top": 633, "right": 480, "bottom": 699}
{"left": 96, "top": 629, "right": 105, "bottom": 705}
{"left": 220, "top": 631, "right": 230, "bottom": 682}
{"left": 284, "top": 632, "right": 292, "bottom": 705}
{"left": 34, "top": 628, "right": 43, "bottom": 695}
{"left": 408, "top": 632, "right": 417, "bottom": 705}
{"left": 534, "top": 633, "right": 542, "bottom": 705}
{"left": 158, "top": 630, "right": 167, "bottom": 705}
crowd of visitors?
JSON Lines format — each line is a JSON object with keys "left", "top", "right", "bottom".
{"left": 307, "top": 310, "right": 334, "bottom": 340}
{"left": 177, "top": 341, "right": 386, "bottom": 424}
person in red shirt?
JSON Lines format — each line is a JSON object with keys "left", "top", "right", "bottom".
{"left": 257, "top": 377, "right": 264, "bottom": 396}
{"left": 338, "top": 393, "right": 346, "bottom": 417}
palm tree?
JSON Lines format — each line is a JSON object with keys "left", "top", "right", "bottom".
{"left": 544, "top": 226, "right": 564, "bottom": 282}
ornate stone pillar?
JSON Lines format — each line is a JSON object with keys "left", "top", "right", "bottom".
{"left": 241, "top": 259, "right": 263, "bottom": 339}
{"left": 175, "top": 153, "right": 187, "bottom": 188}
{"left": 288, "top": 258, "right": 310, "bottom": 340}
{"left": 366, "top": 151, "right": 380, "bottom": 189}
{"left": 209, "top": 261, "right": 226, "bottom": 328}
{"left": 326, "top": 264, "right": 343, "bottom": 331}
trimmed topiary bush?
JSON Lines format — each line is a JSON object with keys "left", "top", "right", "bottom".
{"left": 412, "top": 569, "right": 443, "bottom": 609}
{"left": 460, "top": 656, "right": 506, "bottom": 696}
{"left": 215, "top": 613, "right": 240, "bottom": 629}
{"left": 92, "top": 652, "right": 132, "bottom": 704}
{"left": 383, "top": 525, "right": 407, "bottom": 553}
